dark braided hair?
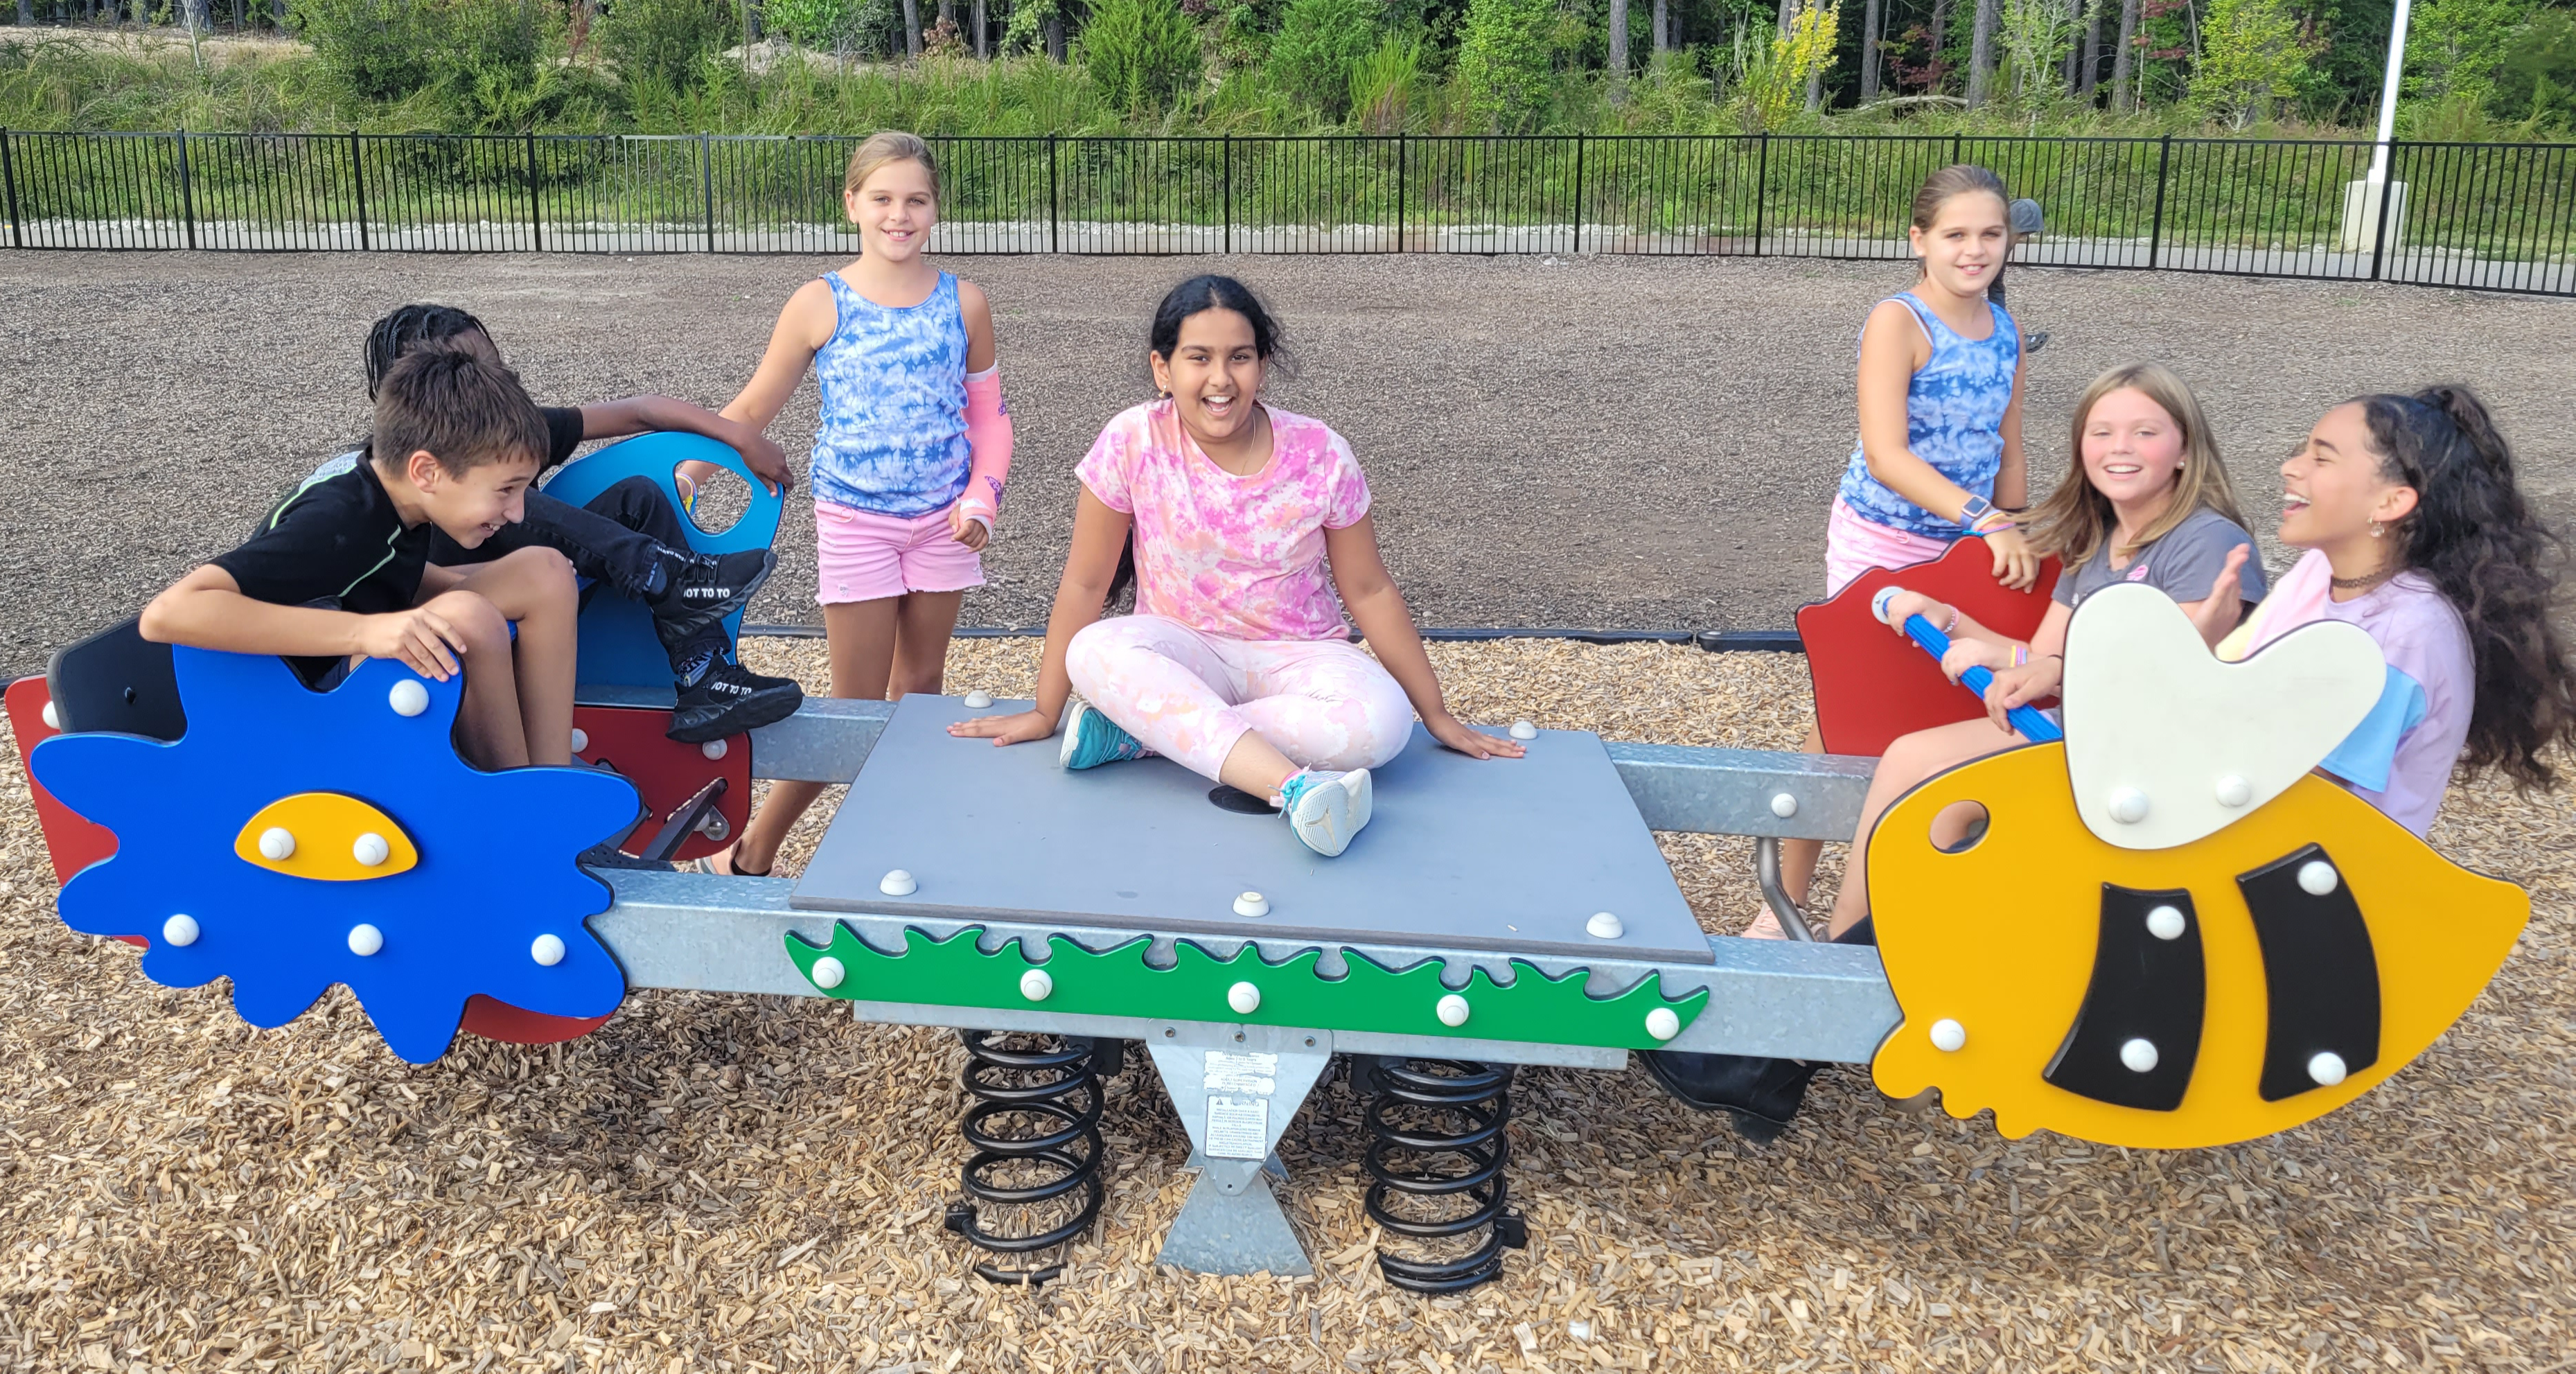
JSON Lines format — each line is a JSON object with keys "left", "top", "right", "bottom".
{"left": 2356, "top": 385, "right": 2576, "bottom": 791}
{"left": 364, "top": 303, "right": 493, "bottom": 399}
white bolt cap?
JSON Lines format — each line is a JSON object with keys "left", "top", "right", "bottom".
{"left": 1020, "top": 968, "right": 1053, "bottom": 1002}
{"left": 2108, "top": 788, "right": 2150, "bottom": 825}
{"left": 2120, "top": 1038, "right": 2161, "bottom": 1073}
{"left": 2297, "top": 859, "right": 2340, "bottom": 896}
{"left": 2214, "top": 773, "right": 2252, "bottom": 808}
{"left": 1233, "top": 891, "right": 1271, "bottom": 918}
{"left": 1585, "top": 911, "right": 1625, "bottom": 940}
{"left": 570, "top": 728, "right": 590, "bottom": 754}
{"left": 701, "top": 739, "right": 728, "bottom": 761}
{"left": 1227, "top": 981, "right": 1261, "bottom": 1016}
{"left": 352, "top": 832, "right": 391, "bottom": 867}
{"left": 161, "top": 914, "right": 200, "bottom": 947}
{"left": 964, "top": 690, "right": 996, "bottom": 709}
{"left": 810, "top": 956, "right": 846, "bottom": 991}
{"left": 40, "top": 700, "right": 60, "bottom": 730}
{"left": 529, "top": 933, "right": 566, "bottom": 967}
{"left": 1870, "top": 585, "right": 1903, "bottom": 624}
{"left": 1509, "top": 719, "right": 1538, "bottom": 741}
{"left": 1436, "top": 994, "right": 1471, "bottom": 1028}
{"left": 1930, "top": 1019, "right": 1967, "bottom": 1052}
{"left": 2307, "top": 1050, "right": 2349, "bottom": 1086}
{"left": 1770, "top": 792, "right": 1799, "bottom": 819}
{"left": 257, "top": 827, "right": 296, "bottom": 861}
{"left": 346, "top": 924, "right": 384, "bottom": 957}
{"left": 879, "top": 869, "right": 917, "bottom": 897}
{"left": 388, "top": 679, "right": 430, "bottom": 718}
{"left": 2146, "top": 905, "right": 2187, "bottom": 941}
{"left": 1643, "top": 1007, "right": 1681, "bottom": 1041}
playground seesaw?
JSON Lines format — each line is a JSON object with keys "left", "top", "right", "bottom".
{"left": 1, "top": 437, "right": 2534, "bottom": 1294}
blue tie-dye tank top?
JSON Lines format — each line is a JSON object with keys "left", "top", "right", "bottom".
{"left": 809, "top": 270, "right": 970, "bottom": 518}
{"left": 1835, "top": 293, "right": 2020, "bottom": 538}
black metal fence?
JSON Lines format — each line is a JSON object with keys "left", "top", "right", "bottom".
{"left": 2, "top": 130, "right": 2570, "bottom": 294}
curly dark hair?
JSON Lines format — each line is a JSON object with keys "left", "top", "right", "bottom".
{"left": 2358, "top": 385, "right": 2576, "bottom": 791}
{"left": 364, "top": 303, "right": 493, "bottom": 399}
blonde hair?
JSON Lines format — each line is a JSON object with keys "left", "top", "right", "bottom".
{"left": 2027, "top": 362, "right": 2250, "bottom": 567}
{"left": 845, "top": 131, "right": 939, "bottom": 200}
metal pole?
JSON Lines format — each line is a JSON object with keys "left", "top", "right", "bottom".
{"left": 1047, "top": 133, "right": 1058, "bottom": 254}
{"left": 702, "top": 133, "right": 716, "bottom": 254}
{"left": 1395, "top": 132, "right": 1407, "bottom": 252}
{"left": 1223, "top": 134, "right": 1232, "bottom": 255}
{"left": 176, "top": 129, "right": 197, "bottom": 252}
{"left": 2370, "top": 141, "right": 2401, "bottom": 281}
{"left": 524, "top": 130, "right": 542, "bottom": 252}
{"left": 349, "top": 130, "right": 368, "bottom": 251}
{"left": 1555, "top": 132, "right": 1576, "bottom": 255}
{"left": 2147, "top": 134, "right": 2171, "bottom": 270}
{"left": 0, "top": 129, "right": 21, "bottom": 251}
{"left": 1753, "top": 132, "right": 1769, "bottom": 256}
{"left": 2369, "top": 0, "right": 2413, "bottom": 186}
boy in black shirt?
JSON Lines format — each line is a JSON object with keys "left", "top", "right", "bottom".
{"left": 358, "top": 304, "right": 802, "bottom": 743}
{"left": 141, "top": 351, "right": 582, "bottom": 771}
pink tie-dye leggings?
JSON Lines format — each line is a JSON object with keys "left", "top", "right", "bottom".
{"left": 1065, "top": 615, "right": 1415, "bottom": 782}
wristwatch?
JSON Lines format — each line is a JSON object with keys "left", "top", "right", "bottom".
{"left": 1958, "top": 495, "right": 1997, "bottom": 530}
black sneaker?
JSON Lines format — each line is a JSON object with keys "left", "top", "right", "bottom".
{"left": 2026, "top": 329, "right": 2051, "bottom": 353}
{"left": 651, "top": 549, "right": 777, "bottom": 646}
{"left": 667, "top": 661, "right": 804, "bottom": 743}
{"left": 1639, "top": 1052, "right": 1824, "bottom": 1143}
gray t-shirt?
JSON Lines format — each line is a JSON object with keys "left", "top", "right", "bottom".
{"left": 2051, "top": 506, "right": 2269, "bottom": 610}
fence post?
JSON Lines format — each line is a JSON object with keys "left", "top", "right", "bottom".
{"left": 1395, "top": 133, "right": 1407, "bottom": 253}
{"left": 2369, "top": 141, "right": 2398, "bottom": 283}
{"left": 176, "top": 128, "right": 197, "bottom": 252}
{"left": 349, "top": 130, "right": 369, "bottom": 251}
{"left": 1571, "top": 133, "right": 1585, "bottom": 255}
{"left": 701, "top": 133, "right": 716, "bottom": 254}
{"left": 1047, "top": 133, "right": 1059, "bottom": 254}
{"left": 1752, "top": 132, "right": 1769, "bottom": 256}
{"left": 0, "top": 129, "right": 21, "bottom": 251}
{"left": 1223, "top": 134, "right": 1232, "bottom": 255}
{"left": 524, "top": 130, "right": 542, "bottom": 252}
{"left": 2146, "top": 134, "right": 2172, "bottom": 271}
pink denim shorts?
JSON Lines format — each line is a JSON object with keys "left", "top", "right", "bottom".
{"left": 814, "top": 500, "right": 985, "bottom": 606}
{"left": 1823, "top": 497, "right": 1955, "bottom": 598}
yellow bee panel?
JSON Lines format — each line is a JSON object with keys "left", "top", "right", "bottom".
{"left": 233, "top": 792, "right": 419, "bottom": 882}
{"left": 1869, "top": 743, "right": 2526, "bottom": 1148}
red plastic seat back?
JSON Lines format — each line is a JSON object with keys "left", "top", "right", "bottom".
{"left": 1797, "top": 539, "right": 2062, "bottom": 757}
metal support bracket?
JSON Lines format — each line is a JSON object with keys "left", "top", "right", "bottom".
{"left": 1146, "top": 1023, "right": 1335, "bottom": 1276}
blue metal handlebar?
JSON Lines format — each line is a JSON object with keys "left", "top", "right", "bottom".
{"left": 1874, "top": 587, "right": 2064, "bottom": 743}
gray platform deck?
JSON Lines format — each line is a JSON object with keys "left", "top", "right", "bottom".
{"left": 790, "top": 695, "right": 1713, "bottom": 965}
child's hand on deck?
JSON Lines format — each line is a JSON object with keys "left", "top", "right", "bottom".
{"left": 946, "top": 502, "right": 991, "bottom": 552}
{"left": 1428, "top": 714, "right": 1524, "bottom": 761}
{"left": 949, "top": 710, "right": 1053, "bottom": 746}
{"left": 1982, "top": 524, "right": 2040, "bottom": 591}
{"left": 733, "top": 436, "right": 795, "bottom": 495}
{"left": 1981, "top": 655, "right": 2061, "bottom": 734}
{"left": 354, "top": 607, "right": 470, "bottom": 682}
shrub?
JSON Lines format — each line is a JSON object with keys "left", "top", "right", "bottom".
{"left": 2487, "top": 10, "right": 2576, "bottom": 129}
{"left": 1264, "top": 0, "right": 1378, "bottom": 120}
{"left": 1346, "top": 30, "right": 1421, "bottom": 132}
{"left": 597, "top": 0, "right": 738, "bottom": 92}
{"left": 1081, "top": 0, "right": 1202, "bottom": 113}
{"left": 2187, "top": 0, "right": 2311, "bottom": 130}
{"left": 1453, "top": 0, "right": 1553, "bottom": 131}
{"left": 291, "top": 0, "right": 559, "bottom": 121}
{"left": 288, "top": 0, "right": 435, "bottom": 103}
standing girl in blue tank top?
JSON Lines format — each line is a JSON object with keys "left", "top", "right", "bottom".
{"left": 1776, "top": 164, "right": 2040, "bottom": 916}
{"left": 694, "top": 130, "right": 1014, "bottom": 877}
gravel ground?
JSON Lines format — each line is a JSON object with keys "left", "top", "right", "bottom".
{"left": 3, "top": 638, "right": 2572, "bottom": 1373}
{"left": 6, "top": 251, "right": 2574, "bottom": 678}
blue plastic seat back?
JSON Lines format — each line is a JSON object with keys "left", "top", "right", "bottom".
{"left": 539, "top": 432, "right": 786, "bottom": 695}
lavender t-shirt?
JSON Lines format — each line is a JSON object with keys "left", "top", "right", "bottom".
{"left": 2220, "top": 549, "right": 2473, "bottom": 835}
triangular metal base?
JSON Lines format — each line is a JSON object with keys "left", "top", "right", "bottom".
{"left": 1155, "top": 1172, "right": 1312, "bottom": 1276}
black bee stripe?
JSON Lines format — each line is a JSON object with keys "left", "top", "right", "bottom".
{"left": 2043, "top": 884, "right": 2205, "bottom": 1111}
{"left": 2238, "top": 844, "right": 2381, "bottom": 1102}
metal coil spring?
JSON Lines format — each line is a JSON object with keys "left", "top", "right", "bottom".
{"left": 1360, "top": 1057, "right": 1529, "bottom": 1294}
{"left": 942, "top": 1031, "right": 1114, "bottom": 1285}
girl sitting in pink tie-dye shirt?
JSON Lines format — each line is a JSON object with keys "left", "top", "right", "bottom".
{"left": 951, "top": 275, "right": 1520, "bottom": 857}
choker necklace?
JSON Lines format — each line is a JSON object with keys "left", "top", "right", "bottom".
{"left": 2331, "top": 565, "right": 2398, "bottom": 592}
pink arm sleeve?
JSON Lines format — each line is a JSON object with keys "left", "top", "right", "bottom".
{"left": 958, "top": 367, "right": 1012, "bottom": 529}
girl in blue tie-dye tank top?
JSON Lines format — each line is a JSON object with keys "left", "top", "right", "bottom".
{"left": 695, "top": 131, "right": 1016, "bottom": 879}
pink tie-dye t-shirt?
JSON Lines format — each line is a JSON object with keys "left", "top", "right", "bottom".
{"left": 1076, "top": 400, "right": 1372, "bottom": 642}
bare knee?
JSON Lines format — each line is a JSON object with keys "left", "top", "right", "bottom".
{"left": 501, "top": 547, "right": 579, "bottom": 611}
{"left": 427, "top": 590, "right": 512, "bottom": 657}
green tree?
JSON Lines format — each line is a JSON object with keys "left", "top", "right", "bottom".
{"left": 2403, "top": 0, "right": 2525, "bottom": 106}
{"left": 1082, "top": 0, "right": 1202, "bottom": 111}
{"left": 597, "top": 0, "right": 738, "bottom": 91}
{"left": 2188, "top": 0, "right": 2310, "bottom": 127}
{"left": 1265, "top": 0, "right": 1382, "bottom": 118}
{"left": 2488, "top": 9, "right": 2576, "bottom": 127}
{"left": 1454, "top": 0, "right": 1555, "bottom": 130}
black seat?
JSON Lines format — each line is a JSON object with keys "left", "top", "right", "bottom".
{"left": 47, "top": 617, "right": 184, "bottom": 741}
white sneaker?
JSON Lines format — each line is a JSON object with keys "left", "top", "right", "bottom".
{"left": 1280, "top": 768, "right": 1373, "bottom": 857}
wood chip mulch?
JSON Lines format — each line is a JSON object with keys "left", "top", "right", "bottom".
{"left": 2, "top": 639, "right": 2568, "bottom": 1373}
